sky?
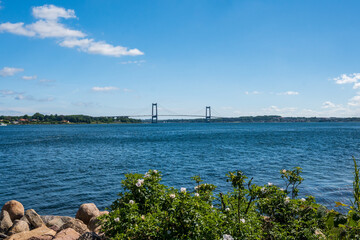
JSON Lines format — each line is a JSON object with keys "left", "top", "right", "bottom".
{"left": 1, "top": 0, "right": 360, "bottom": 118}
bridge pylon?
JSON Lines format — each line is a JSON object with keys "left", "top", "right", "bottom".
{"left": 152, "top": 103, "right": 158, "bottom": 123}
{"left": 206, "top": 106, "right": 211, "bottom": 122}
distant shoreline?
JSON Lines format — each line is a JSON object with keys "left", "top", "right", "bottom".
{"left": 2, "top": 113, "right": 360, "bottom": 125}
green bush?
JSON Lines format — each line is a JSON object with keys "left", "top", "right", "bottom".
{"left": 99, "top": 161, "right": 360, "bottom": 239}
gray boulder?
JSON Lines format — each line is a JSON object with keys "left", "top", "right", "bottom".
{"left": 7, "top": 220, "right": 30, "bottom": 235}
{"left": 25, "top": 209, "right": 44, "bottom": 229}
{"left": 53, "top": 228, "right": 80, "bottom": 240}
{"left": 0, "top": 210, "right": 12, "bottom": 233}
{"left": 58, "top": 218, "right": 89, "bottom": 235}
{"left": 75, "top": 203, "right": 100, "bottom": 225}
{"left": 1, "top": 201, "right": 24, "bottom": 222}
{"left": 41, "top": 215, "right": 74, "bottom": 230}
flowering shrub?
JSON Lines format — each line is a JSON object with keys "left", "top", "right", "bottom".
{"left": 100, "top": 161, "right": 360, "bottom": 239}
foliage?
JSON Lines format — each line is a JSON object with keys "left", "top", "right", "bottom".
{"left": 352, "top": 156, "right": 360, "bottom": 212}
{"left": 100, "top": 161, "right": 360, "bottom": 239}
{"left": 0, "top": 113, "right": 141, "bottom": 124}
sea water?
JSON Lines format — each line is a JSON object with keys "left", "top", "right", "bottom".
{"left": 0, "top": 123, "right": 359, "bottom": 216}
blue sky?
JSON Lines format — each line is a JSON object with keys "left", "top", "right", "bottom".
{"left": 1, "top": 0, "right": 360, "bottom": 117}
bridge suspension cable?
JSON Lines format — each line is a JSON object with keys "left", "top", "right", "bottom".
{"left": 120, "top": 104, "right": 227, "bottom": 123}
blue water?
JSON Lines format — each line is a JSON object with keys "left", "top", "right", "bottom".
{"left": 0, "top": 123, "right": 359, "bottom": 216}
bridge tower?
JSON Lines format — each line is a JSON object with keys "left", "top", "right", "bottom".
{"left": 206, "top": 106, "right": 211, "bottom": 122}
{"left": 152, "top": 103, "right": 158, "bottom": 123}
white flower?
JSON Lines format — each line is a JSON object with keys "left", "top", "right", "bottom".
{"left": 240, "top": 218, "right": 245, "bottom": 223}
{"left": 180, "top": 187, "right": 186, "bottom": 193}
{"left": 301, "top": 198, "right": 306, "bottom": 202}
{"left": 282, "top": 169, "right": 286, "bottom": 174}
{"left": 225, "top": 207, "right": 230, "bottom": 212}
{"left": 285, "top": 197, "right": 290, "bottom": 204}
{"left": 280, "top": 188, "right": 285, "bottom": 191}
{"left": 194, "top": 193, "right": 200, "bottom": 197}
{"left": 136, "top": 179, "right": 144, "bottom": 187}
{"left": 144, "top": 172, "right": 150, "bottom": 178}
{"left": 261, "top": 187, "right": 266, "bottom": 193}
{"left": 194, "top": 186, "right": 198, "bottom": 190}
{"left": 141, "top": 215, "right": 145, "bottom": 220}
{"left": 154, "top": 170, "right": 158, "bottom": 174}
{"left": 268, "top": 182, "right": 273, "bottom": 186}
{"left": 169, "top": 194, "right": 176, "bottom": 199}
{"left": 210, "top": 205, "right": 214, "bottom": 208}
{"left": 222, "top": 234, "right": 234, "bottom": 240}
{"left": 129, "top": 200, "right": 135, "bottom": 204}
{"left": 114, "top": 217, "right": 120, "bottom": 222}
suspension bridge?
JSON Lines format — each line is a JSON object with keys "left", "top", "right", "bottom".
{"left": 123, "top": 103, "right": 222, "bottom": 123}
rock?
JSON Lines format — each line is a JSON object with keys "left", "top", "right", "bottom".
{"left": 7, "top": 220, "right": 30, "bottom": 235}
{"left": 88, "top": 210, "right": 107, "bottom": 233}
{"left": 5, "top": 225, "right": 56, "bottom": 240}
{"left": 58, "top": 219, "right": 89, "bottom": 235}
{"left": 0, "top": 211, "right": 12, "bottom": 233}
{"left": 75, "top": 203, "right": 100, "bottom": 225}
{"left": 25, "top": 209, "right": 44, "bottom": 229}
{"left": 78, "top": 232, "right": 102, "bottom": 240}
{"left": 28, "top": 235, "right": 53, "bottom": 240}
{"left": 1, "top": 201, "right": 24, "bottom": 222}
{"left": 53, "top": 228, "right": 80, "bottom": 240}
{"left": 41, "top": 215, "right": 74, "bottom": 230}
{"left": 88, "top": 217, "right": 101, "bottom": 233}
{"left": 19, "top": 215, "right": 30, "bottom": 226}
{"left": 0, "top": 233, "right": 8, "bottom": 239}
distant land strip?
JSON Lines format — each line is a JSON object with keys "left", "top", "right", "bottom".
{"left": 2, "top": 113, "right": 360, "bottom": 125}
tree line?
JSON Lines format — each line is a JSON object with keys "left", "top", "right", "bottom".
{"left": 0, "top": 113, "right": 141, "bottom": 124}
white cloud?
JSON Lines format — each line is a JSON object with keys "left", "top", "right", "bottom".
{"left": 0, "top": 22, "right": 36, "bottom": 36}
{"left": 0, "top": 90, "right": 21, "bottom": 96}
{"left": 322, "top": 101, "right": 336, "bottom": 109}
{"left": 87, "top": 41, "right": 143, "bottom": 57}
{"left": 60, "top": 38, "right": 143, "bottom": 57}
{"left": 92, "top": 86, "right": 119, "bottom": 92}
{"left": 14, "top": 94, "right": 54, "bottom": 102}
{"left": 245, "top": 91, "right": 261, "bottom": 95}
{"left": 0, "top": 67, "right": 24, "bottom": 77}
{"left": 0, "top": 89, "right": 53, "bottom": 102}
{"left": 353, "top": 82, "right": 360, "bottom": 89}
{"left": 348, "top": 96, "right": 360, "bottom": 106}
{"left": 333, "top": 73, "right": 360, "bottom": 85}
{"left": 22, "top": 75, "right": 37, "bottom": 80}
{"left": 0, "top": 5, "right": 84, "bottom": 38}
{"left": 32, "top": 4, "right": 76, "bottom": 20}
{"left": 59, "top": 38, "right": 92, "bottom": 48}
{"left": 0, "top": 4, "right": 143, "bottom": 57}
{"left": 28, "top": 20, "right": 85, "bottom": 38}
{"left": 277, "top": 91, "right": 299, "bottom": 95}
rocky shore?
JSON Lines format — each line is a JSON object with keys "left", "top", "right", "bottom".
{"left": 0, "top": 200, "right": 108, "bottom": 240}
